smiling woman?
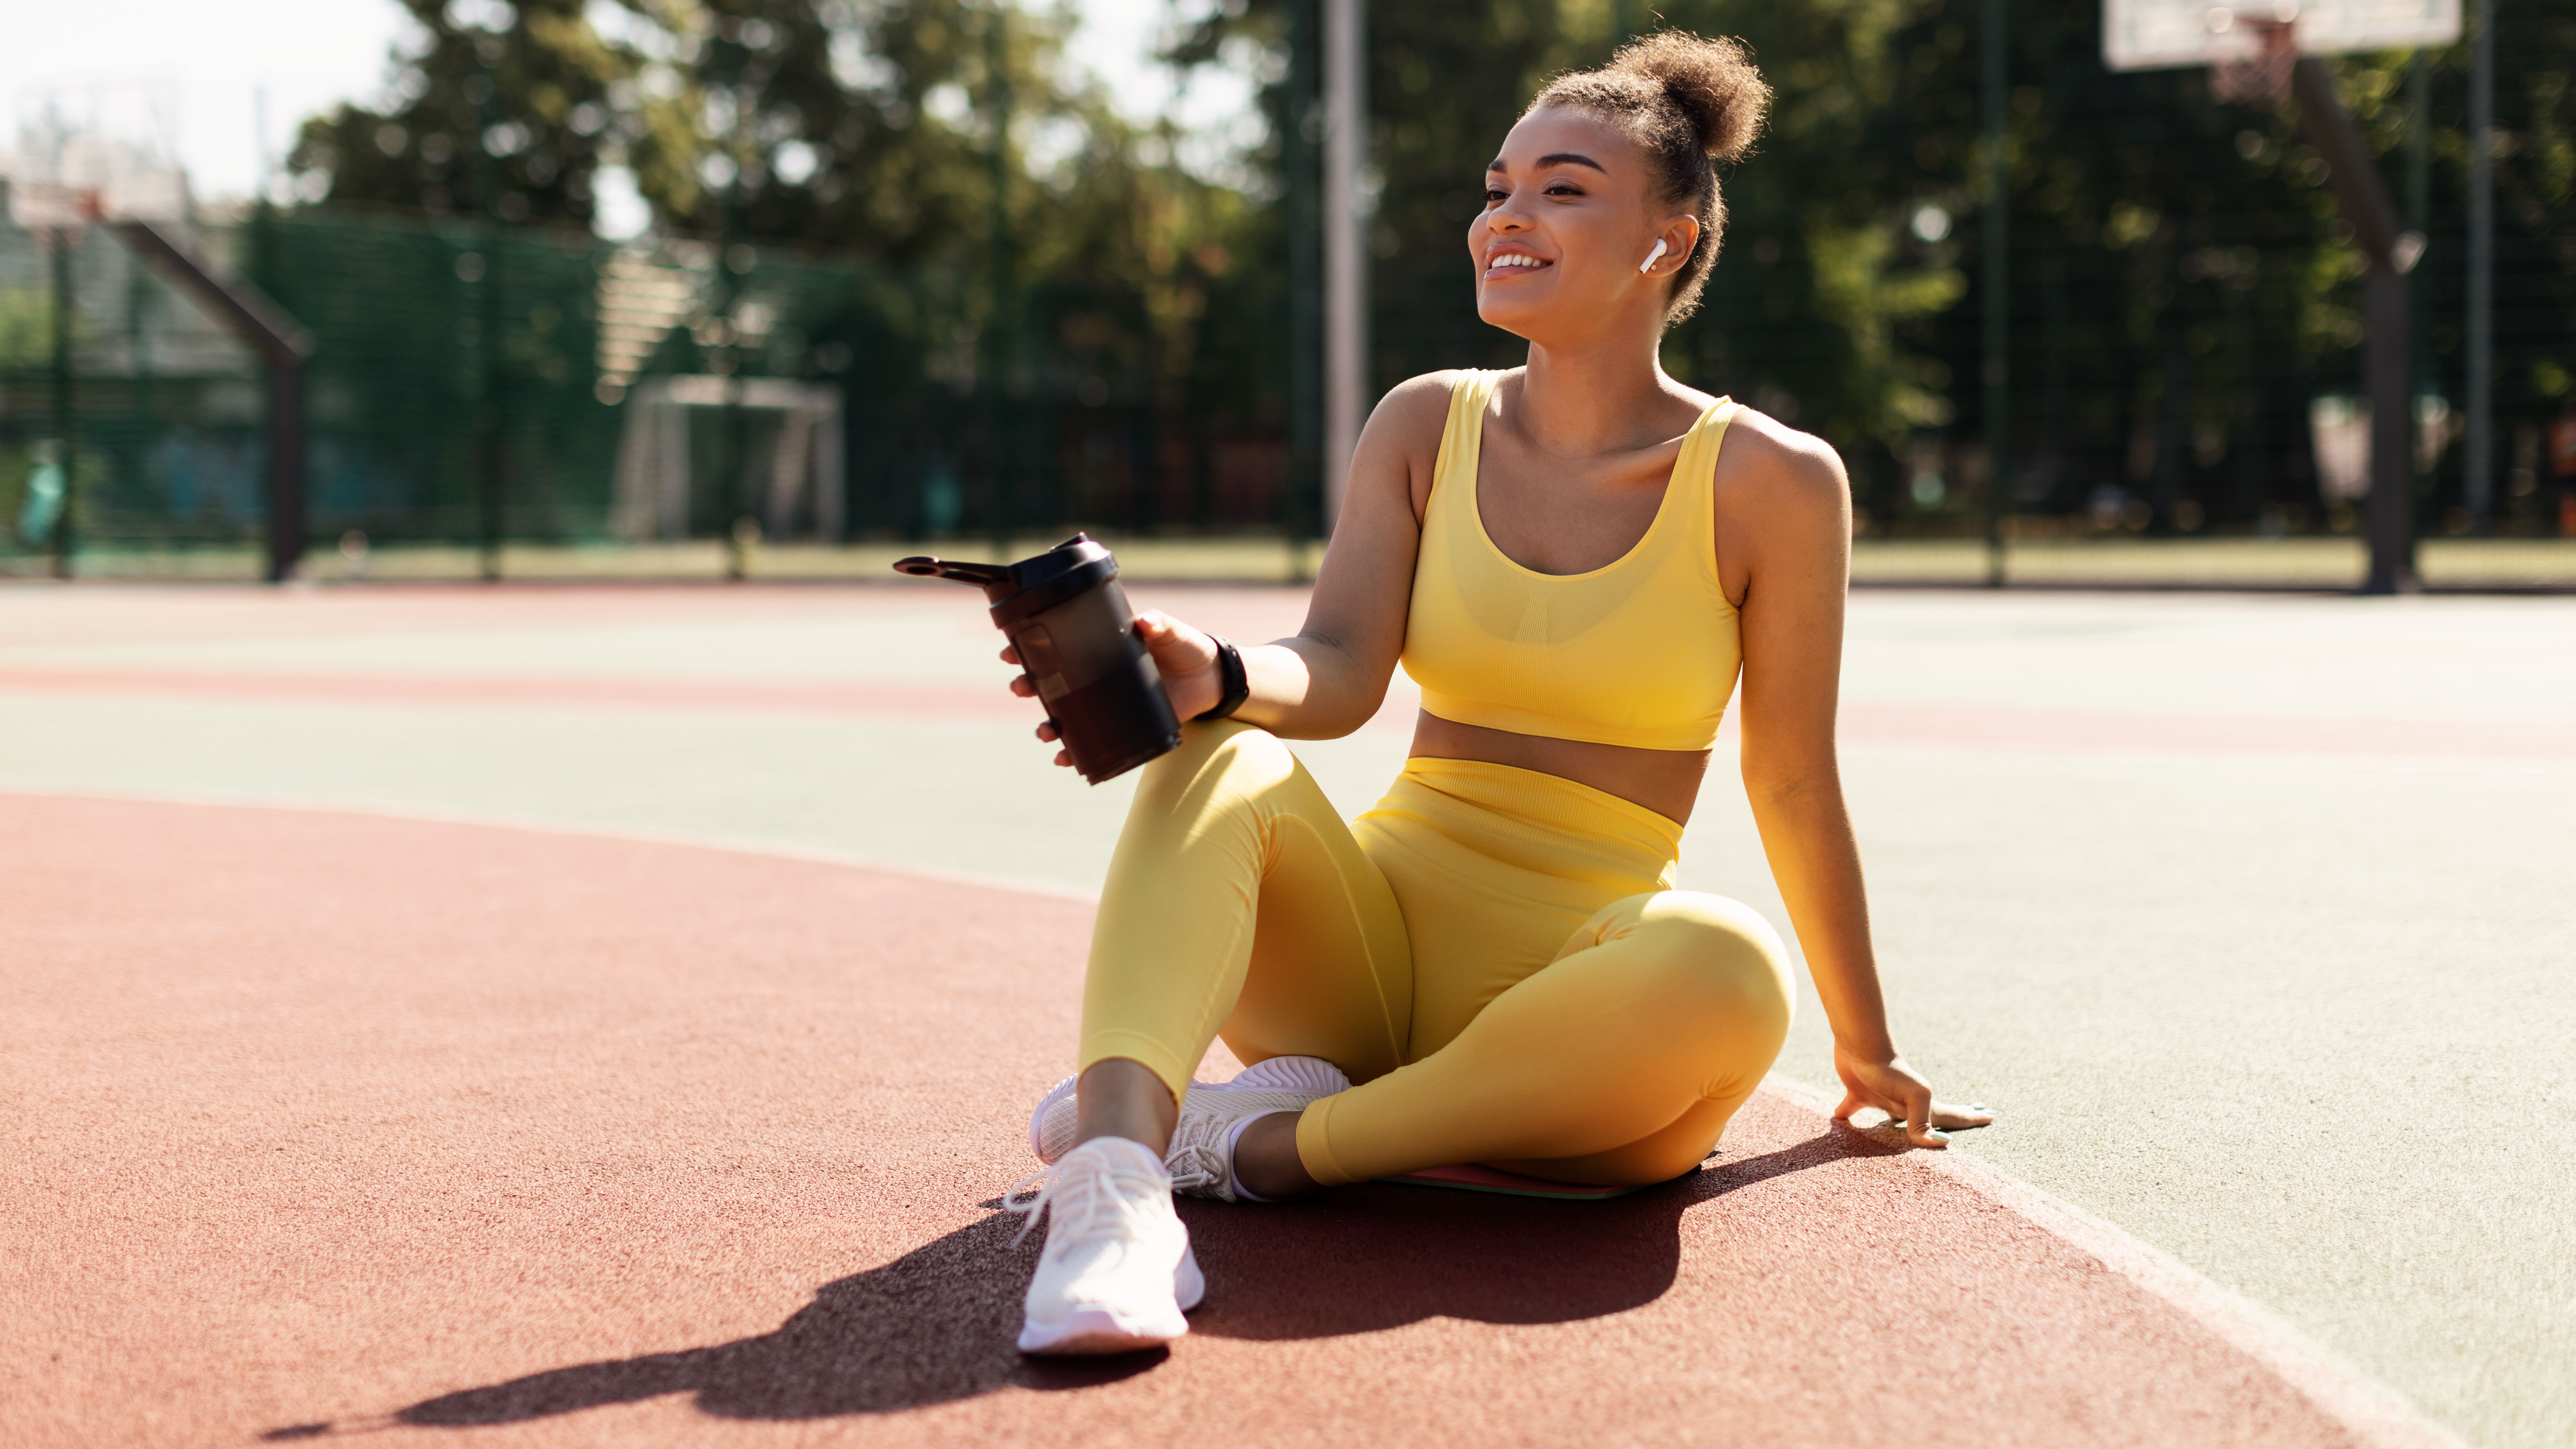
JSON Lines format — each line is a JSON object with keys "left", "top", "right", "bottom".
{"left": 1479, "top": 34, "right": 1767, "bottom": 327}
{"left": 988, "top": 30, "right": 1993, "bottom": 1360}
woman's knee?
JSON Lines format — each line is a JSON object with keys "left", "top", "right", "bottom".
{"left": 1591, "top": 891, "right": 1794, "bottom": 1035}
{"left": 1134, "top": 719, "right": 1294, "bottom": 808}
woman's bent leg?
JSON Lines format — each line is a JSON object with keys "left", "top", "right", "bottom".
{"left": 1293, "top": 891, "right": 1791, "bottom": 1187}
{"left": 1079, "top": 721, "right": 1413, "bottom": 1102}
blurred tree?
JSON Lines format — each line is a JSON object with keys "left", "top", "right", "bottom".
{"left": 286, "top": 0, "right": 634, "bottom": 227}
{"left": 0, "top": 284, "right": 84, "bottom": 371}
{"left": 284, "top": 0, "right": 1300, "bottom": 536}
{"left": 1185, "top": 0, "right": 1975, "bottom": 507}
{"left": 276, "top": 0, "right": 2567, "bottom": 540}
{"left": 1181, "top": 0, "right": 2570, "bottom": 535}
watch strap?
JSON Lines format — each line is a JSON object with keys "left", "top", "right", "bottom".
{"left": 1196, "top": 635, "right": 1250, "bottom": 721}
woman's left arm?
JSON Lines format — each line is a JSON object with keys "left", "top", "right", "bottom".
{"left": 1725, "top": 429, "right": 1993, "bottom": 1149}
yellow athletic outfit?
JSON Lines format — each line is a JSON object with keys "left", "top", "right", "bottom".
{"left": 1079, "top": 371, "right": 1793, "bottom": 1187}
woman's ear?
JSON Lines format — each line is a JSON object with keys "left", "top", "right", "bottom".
{"left": 1643, "top": 216, "right": 1700, "bottom": 275}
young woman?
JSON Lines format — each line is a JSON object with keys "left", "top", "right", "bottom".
{"left": 1001, "top": 32, "right": 1990, "bottom": 1356}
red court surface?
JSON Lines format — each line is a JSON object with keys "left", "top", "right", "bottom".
{"left": 5, "top": 793, "right": 2449, "bottom": 1448}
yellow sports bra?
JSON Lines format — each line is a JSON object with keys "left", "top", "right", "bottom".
{"left": 1401, "top": 370, "right": 1743, "bottom": 753}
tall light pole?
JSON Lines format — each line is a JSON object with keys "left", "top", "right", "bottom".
{"left": 1321, "top": 0, "right": 1367, "bottom": 533}
{"left": 466, "top": 40, "right": 504, "bottom": 583}
{"left": 1285, "top": 0, "right": 1321, "bottom": 554}
{"left": 986, "top": 1, "right": 1017, "bottom": 559}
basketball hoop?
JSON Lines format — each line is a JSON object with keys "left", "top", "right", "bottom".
{"left": 2210, "top": 15, "right": 2300, "bottom": 104}
{"left": 7, "top": 182, "right": 104, "bottom": 237}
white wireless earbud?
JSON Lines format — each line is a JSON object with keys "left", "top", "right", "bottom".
{"left": 1640, "top": 239, "right": 1669, "bottom": 274}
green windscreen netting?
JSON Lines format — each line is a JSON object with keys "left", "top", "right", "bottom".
{"left": 1, "top": 204, "right": 1272, "bottom": 577}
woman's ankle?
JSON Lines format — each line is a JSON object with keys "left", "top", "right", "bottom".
{"left": 1072, "top": 1058, "right": 1178, "bottom": 1155}
{"left": 1232, "top": 1110, "right": 1323, "bottom": 1200}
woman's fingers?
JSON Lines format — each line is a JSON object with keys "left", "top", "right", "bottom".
{"left": 1930, "top": 1099, "right": 1995, "bottom": 1131}
{"left": 1032, "top": 722, "right": 1073, "bottom": 767}
{"left": 1832, "top": 1089, "right": 1867, "bottom": 1123}
{"left": 999, "top": 643, "right": 1020, "bottom": 667}
{"left": 1902, "top": 1086, "right": 1951, "bottom": 1149}
{"left": 1009, "top": 675, "right": 1035, "bottom": 698}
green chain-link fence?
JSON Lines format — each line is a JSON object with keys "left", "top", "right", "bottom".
{"left": 0, "top": 203, "right": 1301, "bottom": 580}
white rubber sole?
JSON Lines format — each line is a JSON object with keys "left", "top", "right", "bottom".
{"left": 1015, "top": 1245, "right": 1206, "bottom": 1356}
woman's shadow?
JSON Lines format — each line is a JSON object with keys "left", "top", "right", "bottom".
{"left": 292, "top": 1129, "right": 1891, "bottom": 1435}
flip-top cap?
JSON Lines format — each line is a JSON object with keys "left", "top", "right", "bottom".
{"left": 986, "top": 534, "right": 1120, "bottom": 628}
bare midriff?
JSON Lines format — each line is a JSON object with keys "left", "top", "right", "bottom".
{"left": 1408, "top": 711, "right": 1713, "bottom": 827}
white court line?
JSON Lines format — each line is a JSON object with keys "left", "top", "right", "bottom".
{"left": 0, "top": 783, "right": 1102, "bottom": 904}
{"left": 1759, "top": 1074, "right": 2468, "bottom": 1449}
{"left": 8, "top": 782, "right": 2474, "bottom": 1449}
{"left": 1834, "top": 738, "right": 2576, "bottom": 779}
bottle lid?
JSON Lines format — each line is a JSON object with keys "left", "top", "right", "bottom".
{"left": 892, "top": 533, "right": 1120, "bottom": 624}
{"left": 986, "top": 534, "right": 1119, "bottom": 627}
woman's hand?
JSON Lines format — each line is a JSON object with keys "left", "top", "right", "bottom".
{"left": 1001, "top": 608, "right": 1224, "bottom": 767}
{"left": 1832, "top": 1044, "right": 1994, "bottom": 1150}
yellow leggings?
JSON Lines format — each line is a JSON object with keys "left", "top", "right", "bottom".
{"left": 1079, "top": 721, "right": 1794, "bottom": 1188}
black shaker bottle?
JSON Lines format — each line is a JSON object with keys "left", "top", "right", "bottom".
{"left": 894, "top": 533, "right": 1183, "bottom": 784}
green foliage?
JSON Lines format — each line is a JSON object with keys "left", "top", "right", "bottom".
{"left": 1215, "top": 0, "right": 2570, "bottom": 530}
{"left": 0, "top": 284, "right": 79, "bottom": 371}
{"left": 269, "top": 0, "right": 2574, "bottom": 539}
{"left": 277, "top": 0, "right": 1307, "bottom": 536}
{"left": 288, "top": 0, "right": 632, "bottom": 227}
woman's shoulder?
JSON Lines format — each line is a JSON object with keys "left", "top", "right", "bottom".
{"left": 1374, "top": 368, "right": 1479, "bottom": 422}
{"left": 1713, "top": 403, "right": 1849, "bottom": 513}
{"left": 1363, "top": 369, "right": 1483, "bottom": 462}
{"left": 1708, "top": 405, "right": 1851, "bottom": 599}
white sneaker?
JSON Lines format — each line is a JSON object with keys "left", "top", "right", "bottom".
{"left": 1028, "top": 1056, "right": 1351, "bottom": 1201}
{"left": 1007, "top": 1137, "right": 1204, "bottom": 1355}
{"left": 1164, "top": 1055, "right": 1349, "bottom": 1201}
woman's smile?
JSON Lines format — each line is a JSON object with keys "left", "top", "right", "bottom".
{"left": 1483, "top": 247, "right": 1554, "bottom": 281}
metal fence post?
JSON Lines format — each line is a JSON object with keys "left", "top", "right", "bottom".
{"left": 48, "top": 223, "right": 76, "bottom": 579}
{"left": 1981, "top": 0, "right": 2010, "bottom": 586}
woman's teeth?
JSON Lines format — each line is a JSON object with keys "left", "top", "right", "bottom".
{"left": 1489, "top": 253, "right": 1547, "bottom": 270}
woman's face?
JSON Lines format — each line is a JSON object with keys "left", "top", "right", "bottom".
{"left": 1470, "top": 105, "right": 1696, "bottom": 345}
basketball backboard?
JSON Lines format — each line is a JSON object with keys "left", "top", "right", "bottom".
{"left": 2103, "top": 0, "right": 2461, "bottom": 72}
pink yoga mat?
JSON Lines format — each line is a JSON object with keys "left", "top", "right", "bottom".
{"left": 1379, "top": 1163, "right": 1641, "bottom": 1200}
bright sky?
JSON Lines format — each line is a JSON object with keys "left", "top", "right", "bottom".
{"left": 0, "top": 0, "right": 1253, "bottom": 209}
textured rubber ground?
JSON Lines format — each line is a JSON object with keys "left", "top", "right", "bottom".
{"left": 4, "top": 792, "right": 2438, "bottom": 1449}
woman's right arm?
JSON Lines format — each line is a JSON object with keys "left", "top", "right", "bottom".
{"left": 1059, "top": 375, "right": 1453, "bottom": 747}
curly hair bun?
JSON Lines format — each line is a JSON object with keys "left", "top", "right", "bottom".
{"left": 1608, "top": 31, "right": 1768, "bottom": 163}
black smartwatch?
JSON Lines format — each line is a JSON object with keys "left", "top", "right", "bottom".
{"left": 1196, "top": 634, "right": 1250, "bottom": 721}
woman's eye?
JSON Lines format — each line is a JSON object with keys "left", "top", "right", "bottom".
{"left": 1484, "top": 188, "right": 1507, "bottom": 205}
{"left": 1545, "top": 183, "right": 1582, "bottom": 197}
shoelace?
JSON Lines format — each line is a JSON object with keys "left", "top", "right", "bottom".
{"left": 1164, "top": 1141, "right": 1228, "bottom": 1197}
{"left": 1164, "top": 1087, "right": 1313, "bottom": 1199}
{"left": 1002, "top": 1149, "right": 1168, "bottom": 1248}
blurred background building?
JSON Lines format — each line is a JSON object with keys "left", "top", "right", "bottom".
{"left": 0, "top": 0, "right": 2570, "bottom": 581}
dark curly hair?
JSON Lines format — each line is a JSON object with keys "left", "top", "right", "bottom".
{"left": 1527, "top": 32, "right": 1771, "bottom": 325}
